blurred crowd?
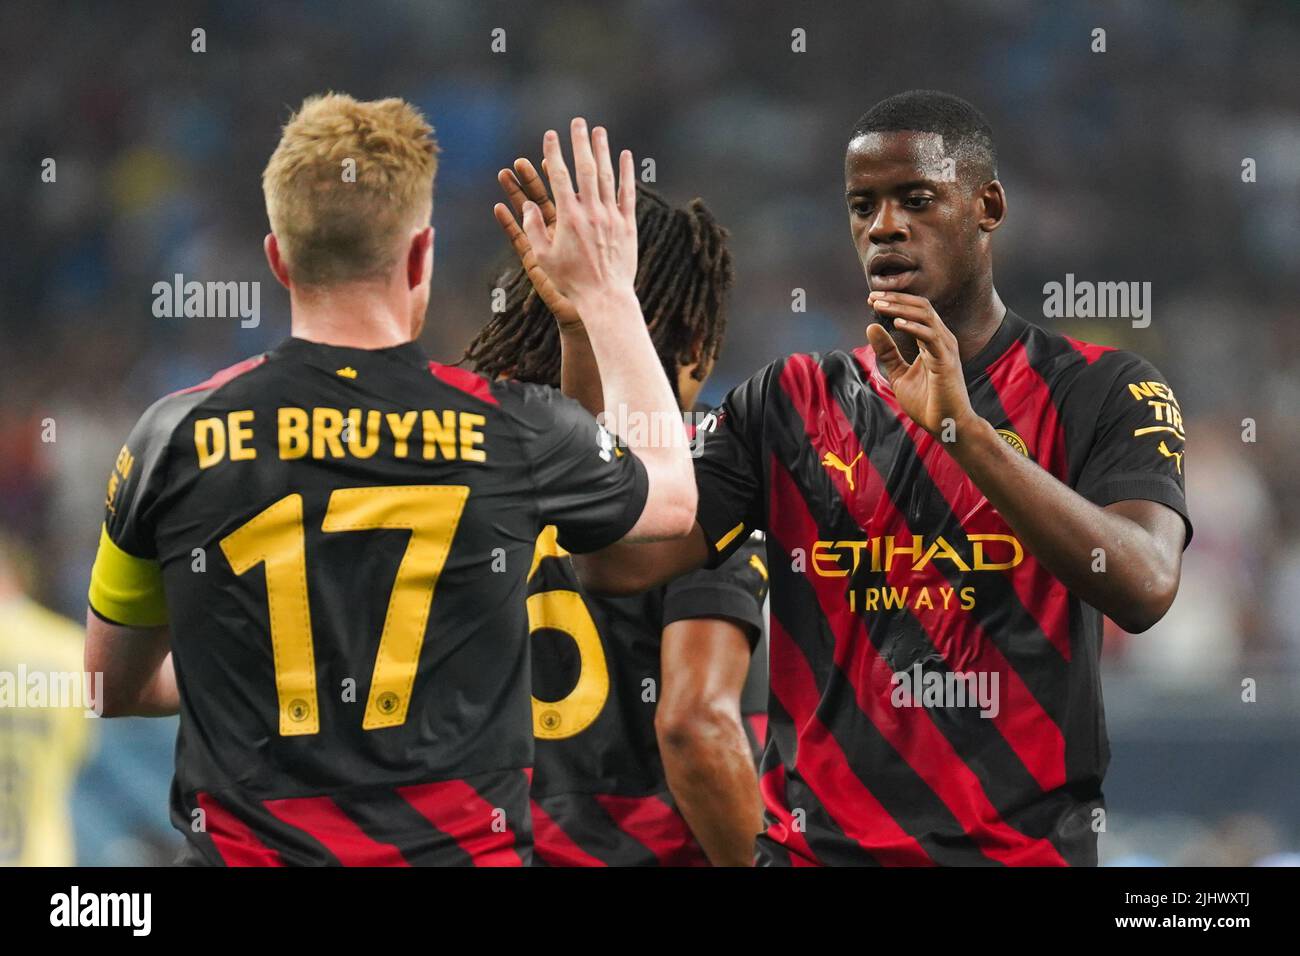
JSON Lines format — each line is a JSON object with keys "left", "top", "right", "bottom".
{"left": 1, "top": 0, "right": 1296, "bottom": 864}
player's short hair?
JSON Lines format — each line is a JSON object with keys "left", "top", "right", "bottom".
{"left": 464, "top": 185, "right": 734, "bottom": 398}
{"left": 849, "top": 89, "right": 997, "bottom": 185}
{"left": 262, "top": 92, "right": 439, "bottom": 287}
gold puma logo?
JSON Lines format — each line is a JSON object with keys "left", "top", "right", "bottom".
{"left": 1157, "top": 440, "right": 1183, "bottom": 474}
{"left": 821, "top": 450, "right": 864, "bottom": 490}
{"left": 336, "top": 366, "right": 358, "bottom": 379}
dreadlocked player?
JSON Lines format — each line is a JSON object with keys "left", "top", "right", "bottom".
{"left": 466, "top": 168, "right": 769, "bottom": 866}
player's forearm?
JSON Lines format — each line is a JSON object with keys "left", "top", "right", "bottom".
{"left": 99, "top": 655, "right": 178, "bottom": 717}
{"left": 572, "top": 286, "right": 696, "bottom": 540}
{"left": 574, "top": 524, "right": 710, "bottom": 595}
{"left": 949, "top": 416, "right": 1179, "bottom": 631}
{"left": 85, "top": 613, "right": 180, "bottom": 717}
{"left": 558, "top": 323, "right": 604, "bottom": 415}
{"left": 657, "top": 703, "right": 762, "bottom": 866}
{"left": 134, "top": 651, "right": 180, "bottom": 715}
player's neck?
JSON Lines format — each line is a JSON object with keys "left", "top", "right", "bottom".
{"left": 896, "top": 281, "right": 1006, "bottom": 366}
{"left": 287, "top": 283, "right": 418, "bottom": 349}
{"left": 949, "top": 286, "right": 1007, "bottom": 364}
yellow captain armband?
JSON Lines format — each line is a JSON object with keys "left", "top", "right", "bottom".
{"left": 87, "top": 525, "right": 169, "bottom": 627}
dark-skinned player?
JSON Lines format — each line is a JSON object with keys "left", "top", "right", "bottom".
{"left": 469, "top": 171, "right": 768, "bottom": 866}
{"left": 561, "top": 91, "right": 1191, "bottom": 866}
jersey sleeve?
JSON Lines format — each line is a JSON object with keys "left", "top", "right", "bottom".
{"left": 693, "top": 362, "right": 774, "bottom": 568}
{"left": 503, "top": 382, "right": 650, "bottom": 554}
{"left": 87, "top": 397, "right": 176, "bottom": 627}
{"left": 1072, "top": 351, "right": 1192, "bottom": 546}
{"left": 663, "top": 531, "right": 769, "bottom": 647}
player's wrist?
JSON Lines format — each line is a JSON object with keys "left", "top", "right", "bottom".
{"left": 944, "top": 410, "right": 997, "bottom": 458}
{"left": 567, "top": 282, "right": 639, "bottom": 325}
{"left": 555, "top": 312, "right": 589, "bottom": 337}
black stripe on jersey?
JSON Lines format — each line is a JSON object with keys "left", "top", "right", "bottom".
{"left": 762, "top": 770, "right": 884, "bottom": 867}
{"left": 1016, "top": 323, "right": 1103, "bottom": 484}
{"left": 533, "top": 792, "right": 660, "bottom": 866}
{"left": 757, "top": 697, "right": 899, "bottom": 867}
{"left": 330, "top": 790, "right": 474, "bottom": 866}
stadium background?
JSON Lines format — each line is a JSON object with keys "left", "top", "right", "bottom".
{"left": 1, "top": 0, "right": 1297, "bottom": 865}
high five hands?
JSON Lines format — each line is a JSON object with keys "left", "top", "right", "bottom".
{"left": 866, "top": 292, "right": 979, "bottom": 440}
{"left": 493, "top": 155, "right": 581, "bottom": 330}
{"left": 491, "top": 118, "right": 636, "bottom": 332}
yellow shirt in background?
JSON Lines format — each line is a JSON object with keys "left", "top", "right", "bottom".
{"left": 0, "top": 596, "right": 94, "bottom": 866}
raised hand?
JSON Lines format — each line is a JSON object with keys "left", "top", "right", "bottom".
{"left": 865, "top": 291, "right": 978, "bottom": 439}
{"left": 493, "top": 157, "right": 582, "bottom": 330}
{"left": 518, "top": 118, "right": 636, "bottom": 324}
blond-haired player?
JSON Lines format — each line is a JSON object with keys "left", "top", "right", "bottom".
{"left": 84, "top": 94, "right": 694, "bottom": 865}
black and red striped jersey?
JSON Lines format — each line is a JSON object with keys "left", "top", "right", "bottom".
{"left": 87, "top": 337, "right": 648, "bottom": 866}
{"left": 527, "top": 528, "right": 768, "bottom": 866}
{"left": 692, "top": 310, "right": 1191, "bottom": 866}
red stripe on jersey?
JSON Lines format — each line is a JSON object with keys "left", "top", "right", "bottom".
{"left": 397, "top": 778, "right": 525, "bottom": 866}
{"left": 785, "top": 356, "right": 1068, "bottom": 797}
{"left": 768, "top": 612, "right": 936, "bottom": 866}
{"left": 171, "top": 354, "right": 267, "bottom": 396}
{"left": 593, "top": 794, "right": 711, "bottom": 867}
{"left": 1063, "top": 336, "right": 1114, "bottom": 365}
{"left": 263, "top": 796, "right": 409, "bottom": 866}
{"left": 428, "top": 361, "right": 499, "bottom": 406}
{"left": 747, "top": 712, "right": 768, "bottom": 744}
{"left": 530, "top": 800, "right": 609, "bottom": 867}
{"left": 759, "top": 763, "right": 819, "bottom": 867}
{"left": 196, "top": 792, "right": 284, "bottom": 867}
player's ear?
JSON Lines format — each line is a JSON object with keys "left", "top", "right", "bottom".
{"left": 264, "top": 234, "right": 292, "bottom": 289}
{"left": 977, "top": 180, "right": 1007, "bottom": 233}
{"left": 407, "top": 226, "right": 434, "bottom": 290}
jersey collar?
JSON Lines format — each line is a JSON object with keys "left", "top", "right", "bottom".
{"left": 271, "top": 336, "right": 430, "bottom": 370}
{"left": 961, "top": 308, "right": 1027, "bottom": 385}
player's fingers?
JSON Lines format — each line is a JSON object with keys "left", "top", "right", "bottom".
{"left": 866, "top": 323, "right": 910, "bottom": 381}
{"left": 569, "top": 117, "right": 598, "bottom": 202}
{"left": 493, "top": 202, "right": 534, "bottom": 264}
{"left": 592, "top": 126, "right": 617, "bottom": 207}
{"left": 520, "top": 200, "right": 551, "bottom": 255}
{"left": 871, "top": 293, "right": 950, "bottom": 336}
{"left": 868, "top": 294, "right": 930, "bottom": 321}
{"left": 497, "top": 169, "right": 530, "bottom": 221}
{"left": 891, "top": 314, "right": 944, "bottom": 353}
{"left": 512, "top": 158, "right": 557, "bottom": 228}
{"left": 617, "top": 149, "right": 635, "bottom": 221}
{"left": 871, "top": 296, "right": 951, "bottom": 356}
{"left": 540, "top": 130, "right": 575, "bottom": 212}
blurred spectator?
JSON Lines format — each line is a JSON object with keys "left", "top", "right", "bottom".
{"left": 0, "top": 530, "right": 94, "bottom": 865}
